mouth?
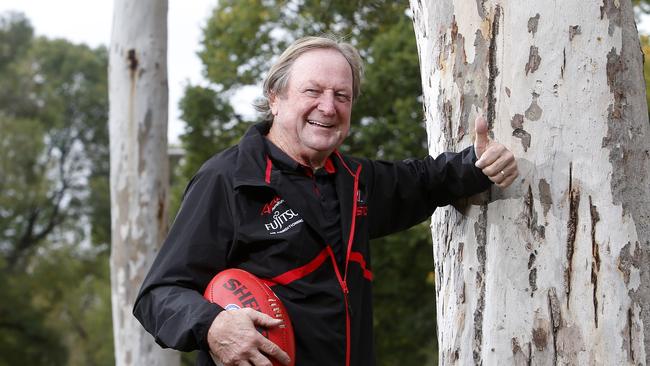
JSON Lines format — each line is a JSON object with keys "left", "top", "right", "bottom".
{"left": 307, "top": 119, "right": 334, "bottom": 128}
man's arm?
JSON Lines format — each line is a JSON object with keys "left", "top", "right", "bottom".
{"left": 365, "top": 116, "right": 518, "bottom": 239}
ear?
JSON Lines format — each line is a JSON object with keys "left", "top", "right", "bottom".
{"left": 269, "top": 93, "right": 279, "bottom": 116}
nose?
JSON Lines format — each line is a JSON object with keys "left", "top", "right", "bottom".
{"left": 317, "top": 91, "right": 336, "bottom": 116}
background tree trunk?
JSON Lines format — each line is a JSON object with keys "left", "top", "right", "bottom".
{"left": 109, "top": 1, "right": 178, "bottom": 365}
{"left": 409, "top": 0, "right": 650, "bottom": 364}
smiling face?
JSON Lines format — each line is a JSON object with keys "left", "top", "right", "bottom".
{"left": 267, "top": 48, "right": 353, "bottom": 168}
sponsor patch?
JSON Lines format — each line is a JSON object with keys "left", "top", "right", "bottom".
{"left": 265, "top": 208, "right": 303, "bottom": 235}
{"left": 261, "top": 196, "right": 303, "bottom": 235}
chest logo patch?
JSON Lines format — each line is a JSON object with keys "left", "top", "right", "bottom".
{"left": 261, "top": 196, "right": 303, "bottom": 235}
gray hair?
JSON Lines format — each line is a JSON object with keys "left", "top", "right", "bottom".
{"left": 254, "top": 35, "right": 364, "bottom": 122}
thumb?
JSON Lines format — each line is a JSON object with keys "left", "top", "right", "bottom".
{"left": 474, "top": 116, "right": 490, "bottom": 159}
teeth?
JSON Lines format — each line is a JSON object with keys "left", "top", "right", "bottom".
{"left": 308, "top": 120, "right": 332, "bottom": 128}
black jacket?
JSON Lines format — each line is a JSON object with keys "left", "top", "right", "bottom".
{"left": 133, "top": 122, "right": 492, "bottom": 365}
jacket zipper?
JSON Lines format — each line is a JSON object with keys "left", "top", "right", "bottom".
{"left": 331, "top": 161, "right": 361, "bottom": 366}
{"left": 326, "top": 246, "right": 351, "bottom": 366}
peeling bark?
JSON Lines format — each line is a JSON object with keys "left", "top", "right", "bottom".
{"left": 525, "top": 46, "right": 541, "bottom": 75}
{"left": 528, "top": 14, "right": 540, "bottom": 36}
{"left": 548, "top": 288, "right": 561, "bottom": 365}
{"left": 511, "top": 114, "right": 531, "bottom": 151}
{"left": 538, "top": 179, "right": 552, "bottom": 217}
{"left": 472, "top": 205, "right": 488, "bottom": 365}
{"left": 565, "top": 163, "right": 580, "bottom": 309}
{"left": 589, "top": 196, "right": 601, "bottom": 328}
{"left": 524, "top": 94, "right": 542, "bottom": 121}
{"left": 600, "top": 0, "right": 622, "bottom": 36}
{"left": 486, "top": 5, "right": 501, "bottom": 128}
{"left": 569, "top": 25, "right": 582, "bottom": 41}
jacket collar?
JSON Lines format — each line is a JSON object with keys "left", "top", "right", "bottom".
{"left": 232, "top": 122, "right": 273, "bottom": 188}
{"left": 233, "top": 121, "right": 357, "bottom": 188}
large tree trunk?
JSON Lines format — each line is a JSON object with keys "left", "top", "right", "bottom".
{"left": 409, "top": 0, "right": 650, "bottom": 364}
{"left": 108, "top": 1, "right": 178, "bottom": 365}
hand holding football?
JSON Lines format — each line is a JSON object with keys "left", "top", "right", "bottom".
{"left": 204, "top": 269, "right": 295, "bottom": 366}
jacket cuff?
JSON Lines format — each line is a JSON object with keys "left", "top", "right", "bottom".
{"left": 468, "top": 146, "right": 493, "bottom": 189}
{"left": 197, "top": 303, "right": 224, "bottom": 352}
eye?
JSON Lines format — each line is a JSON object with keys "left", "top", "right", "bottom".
{"left": 304, "top": 88, "right": 320, "bottom": 96}
{"left": 335, "top": 92, "right": 351, "bottom": 103}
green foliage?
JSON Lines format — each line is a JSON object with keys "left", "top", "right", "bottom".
{"left": 201, "top": 0, "right": 282, "bottom": 88}
{"left": 0, "top": 257, "right": 67, "bottom": 366}
{"left": 0, "top": 12, "right": 113, "bottom": 365}
{"left": 31, "top": 248, "right": 114, "bottom": 366}
{"left": 371, "top": 223, "right": 437, "bottom": 365}
{"left": 346, "top": 15, "right": 426, "bottom": 158}
{"left": 634, "top": 0, "right": 650, "bottom": 13}
{"left": 178, "top": 1, "right": 435, "bottom": 365}
{"left": 178, "top": 85, "right": 252, "bottom": 181}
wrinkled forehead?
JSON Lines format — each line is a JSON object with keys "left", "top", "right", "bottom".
{"left": 287, "top": 49, "right": 354, "bottom": 90}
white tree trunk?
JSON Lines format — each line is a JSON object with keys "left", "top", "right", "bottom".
{"left": 410, "top": 0, "right": 650, "bottom": 364}
{"left": 108, "top": 1, "right": 178, "bottom": 365}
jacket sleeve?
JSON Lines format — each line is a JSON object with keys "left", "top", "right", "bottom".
{"left": 133, "top": 167, "right": 233, "bottom": 352}
{"left": 365, "top": 145, "right": 492, "bottom": 239}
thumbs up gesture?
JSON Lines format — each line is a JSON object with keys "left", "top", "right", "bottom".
{"left": 474, "top": 116, "right": 518, "bottom": 188}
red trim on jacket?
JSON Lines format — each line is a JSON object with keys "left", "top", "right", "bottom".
{"left": 343, "top": 164, "right": 361, "bottom": 279}
{"left": 349, "top": 252, "right": 373, "bottom": 281}
{"left": 324, "top": 157, "right": 336, "bottom": 174}
{"left": 264, "top": 249, "right": 373, "bottom": 286}
{"left": 268, "top": 248, "right": 330, "bottom": 285}
{"left": 334, "top": 150, "right": 355, "bottom": 176}
{"left": 264, "top": 155, "right": 272, "bottom": 184}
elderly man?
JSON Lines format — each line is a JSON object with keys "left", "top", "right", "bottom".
{"left": 134, "top": 36, "right": 517, "bottom": 366}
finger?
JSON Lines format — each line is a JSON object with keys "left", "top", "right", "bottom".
{"left": 489, "top": 162, "right": 518, "bottom": 187}
{"left": 244, "top": 308, "right": 284, "bottom": 328}
{"left": 482, "top": 160, "right": 513, "bottom": 183}
{"left": 498, "top": 164, "right": 519, "bottom": 188}
{"left": 476, "top": 143, "right": 505, "bottom": 170}
{"left": 501, "top": 160, "right": 519, "bottom": 178}
{"left": 237, "top": 361, "right": 253, "bottom": 366}
{"left": 481, "top": 157, "right": 510, "bottom": 179}
{"left": 479, "top": 147, "right": 514, "bottom": 176}
{"left": 496, "top": 156, "right": 518, "bottom": 178}
{"left": 248, "top": 349, "right": 274, "bottom": 366}
{"left": 496, "top": 172, "right": 517, "bottom": 188}
{"left": 474, "top": 116, "right": 490, "bottom": 160}
{"left": 258, "top": 337, "right": 291, "bottom": 366}
{"left": 482, "top": 163, "right": 506, "bottom": 180}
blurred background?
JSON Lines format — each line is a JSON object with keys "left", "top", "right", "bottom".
{"left": 1, "top": 1, "right": 648, "bottom": 365}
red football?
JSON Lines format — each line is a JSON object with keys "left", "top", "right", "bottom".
{"left": 204, "top": 268, "right": 295, "bottom": 366}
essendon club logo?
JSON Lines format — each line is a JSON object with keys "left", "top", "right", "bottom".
{"left": 261, "top": 196, "right": 282, "bottom": 215}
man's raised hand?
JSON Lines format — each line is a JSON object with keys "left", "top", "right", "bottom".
{"left": 473, "top": 116, "right": 518, "bottom": 188}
